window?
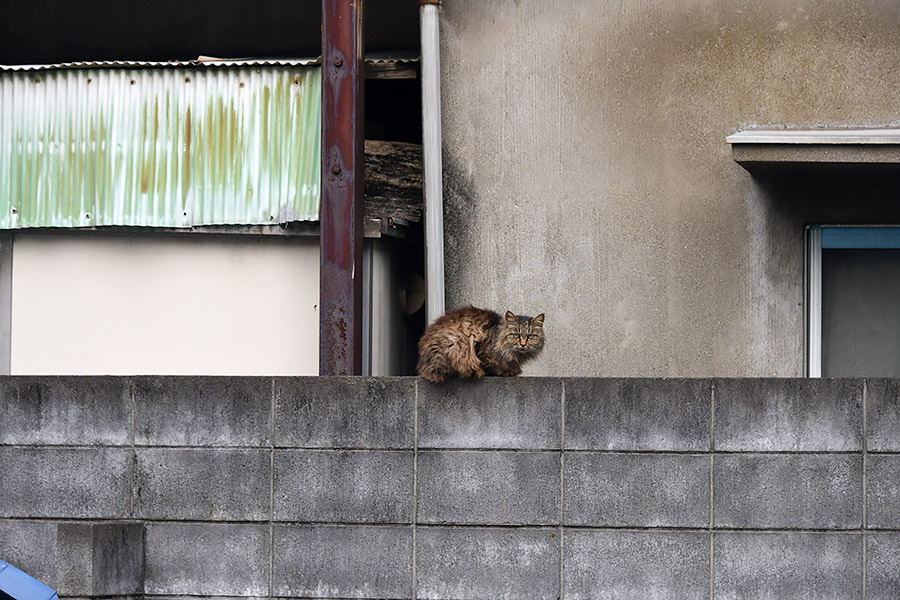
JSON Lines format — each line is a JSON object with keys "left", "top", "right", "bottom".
{"left": 808, "top": 226, "right": 900, "bottom": 377}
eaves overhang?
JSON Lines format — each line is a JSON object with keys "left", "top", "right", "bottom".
{"left": 727, "top": 128, "right": 900, "bottom": 172}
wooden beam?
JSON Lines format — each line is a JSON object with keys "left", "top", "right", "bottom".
{"left": 364, "top": 140, "right": 423, "bottom": 223}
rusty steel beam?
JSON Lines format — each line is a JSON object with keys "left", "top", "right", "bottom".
{"left": 320, "top": 0, "right": 365, "bottom": 375}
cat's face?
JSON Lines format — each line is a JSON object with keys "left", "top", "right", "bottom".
{"left": 501, "top": 311, "right": 545, "bottom": 355}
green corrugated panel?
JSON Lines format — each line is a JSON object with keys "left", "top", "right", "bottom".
{"left": 0, "top": 65, "right": 321, "bottom": 228}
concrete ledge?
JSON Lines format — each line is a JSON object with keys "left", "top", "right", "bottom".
{"left": 1, "top": 375, "right": 898, "bottom": 598}
{"left": 274, "top": 376, "right": 416, "bottom": 449}
{"left": 418, "top": 377, "right": 562, "bottom": 449}
{"left": 134, "top": 377, "right": 272, "bottom": 447}
{"left": 714, "top": 379, "right": 863, "bottom": 451}
{"left": 0, "top": 377, "right": 132, "bottom": 446}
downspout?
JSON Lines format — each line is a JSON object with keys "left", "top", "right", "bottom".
{"left": 419, "top": 0, "right": 445, "bottom": 323}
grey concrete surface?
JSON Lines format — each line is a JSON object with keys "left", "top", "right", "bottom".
{"left": 565, "top": 453, "right": 709, "bottom": 527}
{"left": 0, "top": 377, "right": 132, "bottom": 446}
{"left": 135, "top": 448, "right": 271, "bottom": 521}
{"left": 1, "top": 375, "right": 897, "bottom": 599}
{"left": 0, "top": 520, "right": 58, "bottom": 587}
{"left": 714, "top": 454, "right": 862, "bottom": 529}
{"left": 134, "top": 377, "right": 272, "bottom": 447}
{"left": 867, "top": 455, "right": 900, "bottom": 529}
{"left": 0, "top": 448, "right": 132, "bottom": 519}
{"left": 57, "top": 523, "right": 143, "bottom": 597}
{"left": 439, "top": 0, "right": 900, "bottom": 378}
{"left": 867, "top": 534, "right": 900, "bottom": 600}
{"left": 274, "top": 376, "right": 415, "bottom": 449}
{"left": 416, "top": 527, "right": 559, "bottom": 600}
{"left": 714, "top": 533, "right": 863, "bottom": 599}
{"left": 272, "top": 525, "right": 412, "bottom": 599}
{"left": 144, "top": 523, "right": 269, "bottom": 597}
{"left": 565, "top": 378, "right": 711, "bottom": 451}
{"left": 417, "top": 450, "right": 560, "bottom": 525}
{"left": 714, "top": 378, "right": 863, "bottom": 451}
{"left": 273, "top": 450, "right": 414, "bottom": 523}
{"left": 565, "top": 530, "right": 709, "bottom": 600}
{"left": 418, "top": 377, "right": 561, "bottom": 449}
{"left": 867, "top": 379, "right": 900, "bottom": 452}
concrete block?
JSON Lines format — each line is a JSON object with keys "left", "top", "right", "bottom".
{"left": 714, "top": 532, "right": 862, "bottom": 599}
{"left": 0, "top": 448, "right": 131, "bottom": 518}
{"left": 714, "top": 378, "right": 863, "bottom": 451}
{"left": 417, "top": 450, "right": 559, "bottom": 525}
{"left": 418, "top": 377, "right": 561, "bottom": 449}
{"left": 135, "top": 448, "right": 270, "bottom": 521}
{"left": 0, "top": 376, "right": 131, "bottom": 446}
{"left": 144, "top": 523, "right": 269, "bottom": 596}
{"left": 272, "top": 525, "right": 412, "bottom": 599}
{"left": 274, "top": 376, "right": 414, "bottom": 449}
{"left": 134, "top": 376, "right": 271, "bottom": 447}
{"left": 416, "top": 527, "right": 559, "bottom": 600}
{"left": 565, "top": 530, "right": 708, "bottom": 600}
{"left": 867, "top": 533, "right": 900, "bottom": 600}
{"left": 274, "top": 450, "right": 413, "bottom": 523}
{"left": 867, "top": 379, "right": 900, "bottom": 451}
{"left": 0, "top": 521, "right": 58, "bottom": 588}
{"left": 57, "top": 523, "right": 143, "bottom": 597}
{"left": 565, "top": 378, "right": 711, "bottom": 451}
{"left": 714, "top": 454, "right": 862, "bottom": 529}
{"left": 867, "top": 455, "right": 900, "bottom": 529}
{"left": 565, "top": 453, "right": 709, "bottom": 527}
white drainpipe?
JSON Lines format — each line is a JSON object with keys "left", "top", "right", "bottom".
{"left": 419, "top": 0, "right": 445, "bottom": 323}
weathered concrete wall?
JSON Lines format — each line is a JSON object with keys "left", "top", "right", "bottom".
{"left": 2, "top": 376, "right": 900, "bottom": 599}
{"left": 438, "top": 0, "right": 900, "bottom": 376}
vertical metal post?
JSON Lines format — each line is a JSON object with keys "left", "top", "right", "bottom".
{"left": 807, "top": 227, "right": 823, "bottom": 377}
{"left": 420, "top": 0, "right": 445, "bottom": 324}
{"left": 320, "top": 0, "right": 365, "bottom": 375}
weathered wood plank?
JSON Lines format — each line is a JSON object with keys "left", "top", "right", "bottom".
{"left": 364, "top": 139, "right": 423, "bottom": 223}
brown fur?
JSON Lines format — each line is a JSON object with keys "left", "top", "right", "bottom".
{"left": 417, "top": 306, "right": 545, "bottom": 383}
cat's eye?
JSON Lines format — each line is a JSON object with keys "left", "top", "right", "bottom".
{"left": 527, "top": 334, "right": 535, "bottom": 339}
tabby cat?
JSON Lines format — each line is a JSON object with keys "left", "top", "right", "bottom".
{"left": 416, "top": 306, "right": 545, "bottom": 383}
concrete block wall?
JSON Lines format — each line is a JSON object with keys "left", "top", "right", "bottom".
{"left": 1, "top": 376, "right": 899, "bottom": 599}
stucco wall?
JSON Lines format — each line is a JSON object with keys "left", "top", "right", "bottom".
{"left": 438, "top": 0, "right": 900, "bottom": 376}
{"left": 2, "top": 376, "right": 900, "bottom": 598}
{"left": 11, "top": 234, "right": 321, "bottom": 375}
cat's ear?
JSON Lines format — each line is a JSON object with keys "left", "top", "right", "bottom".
{"left": 505, "top": 311, "right": 518, "bottom": 323}
{"left": 531, "top": 313, "right": 545, "bottom": 327}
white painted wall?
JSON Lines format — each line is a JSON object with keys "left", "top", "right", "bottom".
{"left": 11, "top": 234, "right": 320, "bottom": 375}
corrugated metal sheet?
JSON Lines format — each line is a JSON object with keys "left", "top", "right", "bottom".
{"left": 0, "top": 58, "right": 321, "bottom": 71}
{"left": 0, "top": 64, "right": 321, "bottom": 228}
